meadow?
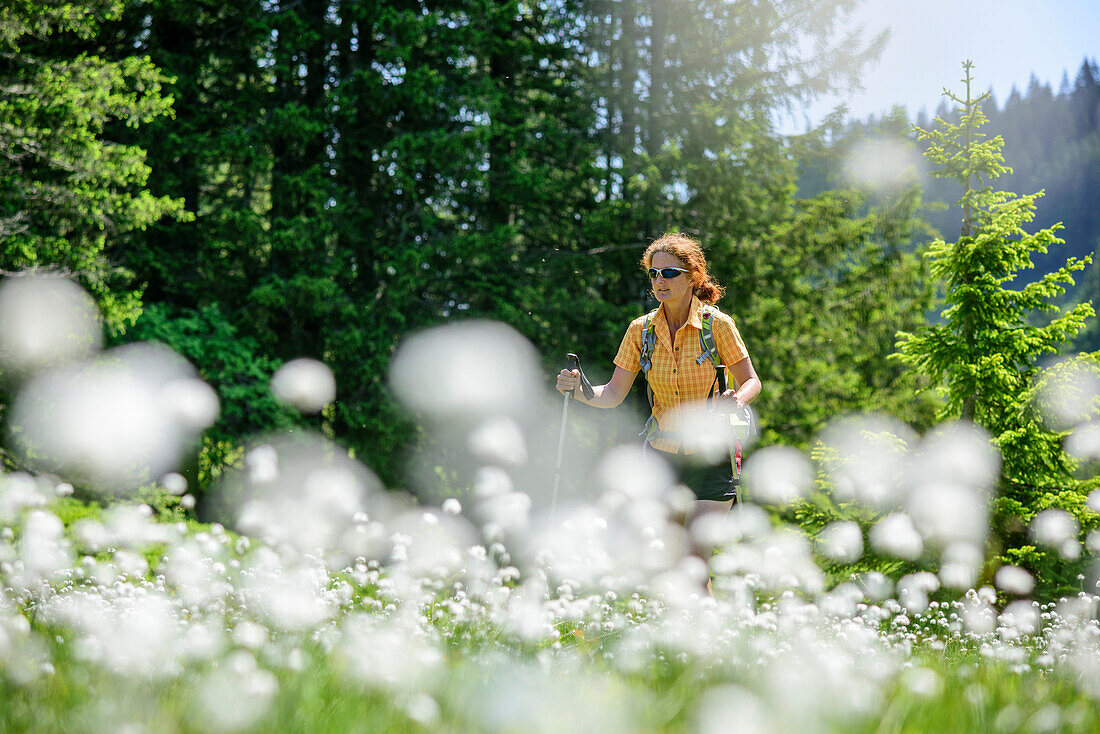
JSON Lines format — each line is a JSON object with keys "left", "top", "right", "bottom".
{"left": 1, "top": 274, "right": 1100, "bottom": 733}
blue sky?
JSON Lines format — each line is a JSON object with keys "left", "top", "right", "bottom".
{"left": 797, "top": 0, "right": 1100, "bottom": 128}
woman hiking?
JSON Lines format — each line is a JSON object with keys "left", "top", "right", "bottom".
{"left": 555, "top": 232, "right": 761, "bottom": 532}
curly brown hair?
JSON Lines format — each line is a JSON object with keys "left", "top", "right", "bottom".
{"left": 641, "top": 232, "right": 725, "bottom": 304}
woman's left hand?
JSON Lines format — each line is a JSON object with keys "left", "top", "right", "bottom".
{"left": 719, "top": 388, "right": 745, "bottom": 414}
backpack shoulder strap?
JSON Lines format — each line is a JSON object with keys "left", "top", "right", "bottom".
{"left": 639, "top": 308, "right": 659, "bottom": 374}
{"left": 696, "top": 304, "right": 722, "bottom": 368}
{"left": 639, "top": 309, "right": 660, "bottom": 430}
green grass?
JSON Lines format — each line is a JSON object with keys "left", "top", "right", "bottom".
{"left": 5, "top": 641, "right": 1098, "bottom": 733}
{"left": 3, "top": 494, "right": 1098, "bottom": 734}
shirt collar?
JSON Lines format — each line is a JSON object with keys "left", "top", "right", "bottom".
{"left": 687, "top": 295, "right": 705, "bottom": 328}
{"left": 654, "top": 295, "right": 705, "bottom": 334}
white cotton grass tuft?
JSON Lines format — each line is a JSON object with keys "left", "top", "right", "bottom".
{"left": 270, "top": 358, "right": 336, "bottom": 413}
{"left": 337, "top": 614, "right": 444, "bottom": 694}
{"left": 0, "top": 473, "right": 48, "bottom": 522}
{"left": 387, "top": 508, "right": 479, "bottom": 577}
{"left": 897, "top": 572, "right": 940, "bottom": 614}
{"left": 453, "top": 658, "right": 640, "bottom": 734}
{"left": 900, "top": 667, "right": 943, "bottom": 698}
{"left": 906, "top": 482, "right": 989, "bottom": 550}
{"left": 712, "top": 528, "right": 824, "bottom": 594}
{"left": 905, "top": 423, "right": 995, "bottom": 550}
{"left": 841, "top": 136, "right": 925, "bottom": 192}
{"left": 742, "top": 445, "right": 813, "bottom": 506}
{"left": 815, "top": 520, "right": 863, "bottom": 564}
{"left": 911, "top": 422, "right": 999, "bottom": 493}
{"left": 1087, "top": 530, "right": 1100, "bottom": 555}
{"left": 869, "top": 512, "right": 923, "bottom": 560}
{"left": 388, "top": 321, "right": 542, "bottom": 419}
{"left": 1000, "top": 600, "right": 1041, "bottom": 636}
{"left": 755, "top": 629, "right": 893, "bottom": 726}
{"left": 0, "top": 272, "right": 102, "bottom": 378}
{"left": 102, "top": 503, "right": 179, "bottom": 548}
{"left": 818, "top": 414, "right": 916, "bottom": 508}
{"left": 71, "top": 504, "right": 178, "bottom": 554}
{"left": 0, "top": 614, "right": 50, "bottom": 686}
{"left": 695, "top": 684, "right": 773, "bottom": 734}
{"left": 161, "top": 377, "right": 221, "bottom": 432}
{"left": 938, "top": 542, "right": 983, "bottom": 589}
{"left": 18, "top": 510, "right": 72, "bottom": 584}
{"left": 960, "top": 595, "right": 997, "bottom": 635}
{"left": 820, "top": 582, "right": 864, "bottom": 618}
{"left": 995, "top": 565, "right": 1036, "bottom": 596}
{"left": 224, "top": 433, "right": 386, "bottom": 555}
{"left": 1035, "top": 357, "right": 1100, "bottom": 432}
{"left": 160, "top": 472, "right": 188, "bottom": 496}
{"left": 596, "top": 444, "right": 675, "bottom": 501}
{"left": 1030, "top": 508, "right": 1079, "bottom": 546}
{"left": 473, "top": 466, "right": 514, "bottom": 499}
{"left": 476, "top": 490, "right": 531, "bottom": 537}
{"left": 693, "top": 501, "right": 771, "bottom": 549}
{"left": 39, "top": 588, "right": 183, "bottom": 678}
{"left": 1030, "top": 508, "right": 1080, "bottom": 559}
{"left": 527, "top": 501, "right": 685, "bottom": 590}
{"left": 7, "top": 342, "right": 215, "bottom": 491}
{"left": 468, "top": 416, "right": 528, "bottom": 466}
{"left": 241, "top": 561, "right": 335, "bottom": 632}
{"left": 856, "top": 571, "right": 894, "bottom": 601}
{"left": 1066, "top": 420, "right": 1100, "bottom": 462}
{"left": 190, "top": 650, "right": 278, "bottom": 733}
{"left": 670, "top": 402, "right": 743, "bottom": 464}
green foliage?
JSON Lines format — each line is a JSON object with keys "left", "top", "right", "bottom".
{"left": 782, "top": 432, "right": 921, "bottom": 588}
{"left": 0, "top": 0, "right": 188, "bottom": 333}
{"left": 49, "top": 495, "right": 103, "bottom": 528}
{"left": 895, "top": 62, "right": 1098, "bottom": 595}
{"left": 124, "top": 303, "right": 295, "bottom": 493}
{"left": 737, "top": 188, "right": 935, "bottom": 446}
{"left": 14, "top": 0, "right": 931, "bottom": 504}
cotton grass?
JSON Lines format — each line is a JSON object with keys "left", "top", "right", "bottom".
{"left": 2, "top": 276, "right": 1100, "bottom": 733}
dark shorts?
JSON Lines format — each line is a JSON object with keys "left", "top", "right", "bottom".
{"left": 647, "top": 445, "right": 739, "bottom": 503}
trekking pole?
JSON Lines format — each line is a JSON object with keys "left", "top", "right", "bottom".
{"left": 716, "top": 364, "right": 741, "bottom": 506}
{"left": 551, "top": 353, "right": 593, "bottom": 521}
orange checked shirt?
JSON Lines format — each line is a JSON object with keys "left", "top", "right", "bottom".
{"left": 614, "top": 296, "right": 749, "bottom": 454}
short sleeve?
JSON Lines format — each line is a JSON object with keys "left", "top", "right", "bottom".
{"left": 713, "top": 312, "right": 749, "bottom": 366}
{"left": 613, "top": 316, "right": 645, "bottom": 373}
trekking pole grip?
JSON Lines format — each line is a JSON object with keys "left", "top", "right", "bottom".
{"left": 716, "top": 364, "right": 728, "bottom": 394}
{"left": 565, "top": 352, "right": 595, "bottom": 400}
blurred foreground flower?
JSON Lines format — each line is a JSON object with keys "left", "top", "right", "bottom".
{"left": 9, "top": 342, "right": 218, "bottom": 491}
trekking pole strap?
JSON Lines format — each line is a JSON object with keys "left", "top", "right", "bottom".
{"left": 565, "top": 353, "right": 595, "bottom": 400}
{"left": 706, "top": 364, "right": 727, "bottom": 412}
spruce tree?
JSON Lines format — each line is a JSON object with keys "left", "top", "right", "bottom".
{"left": 895, "top": 62, "right": 1097, "bottom": 594}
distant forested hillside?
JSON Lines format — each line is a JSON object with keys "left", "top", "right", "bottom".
{"left": 799, "top": 57, "right": 1100, "bottom": 308}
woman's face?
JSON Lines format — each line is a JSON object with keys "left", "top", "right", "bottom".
{"left": 649, "top": 250, "right": 694, "bottom": 306}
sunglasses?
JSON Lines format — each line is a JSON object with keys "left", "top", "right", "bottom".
{"left": 648, "top": 266, "right": 688, "bottom": 279}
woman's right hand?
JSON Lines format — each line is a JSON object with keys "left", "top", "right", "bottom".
{"left": 556, "top": 369, "right": 580, "bottom": 396}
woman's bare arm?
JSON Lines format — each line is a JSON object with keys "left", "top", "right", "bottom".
{"left": 556, "top": 365, "right": 638, "bottom": 408}
{"left": 722, "top": 356, "right": 761, "bottom": 411}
